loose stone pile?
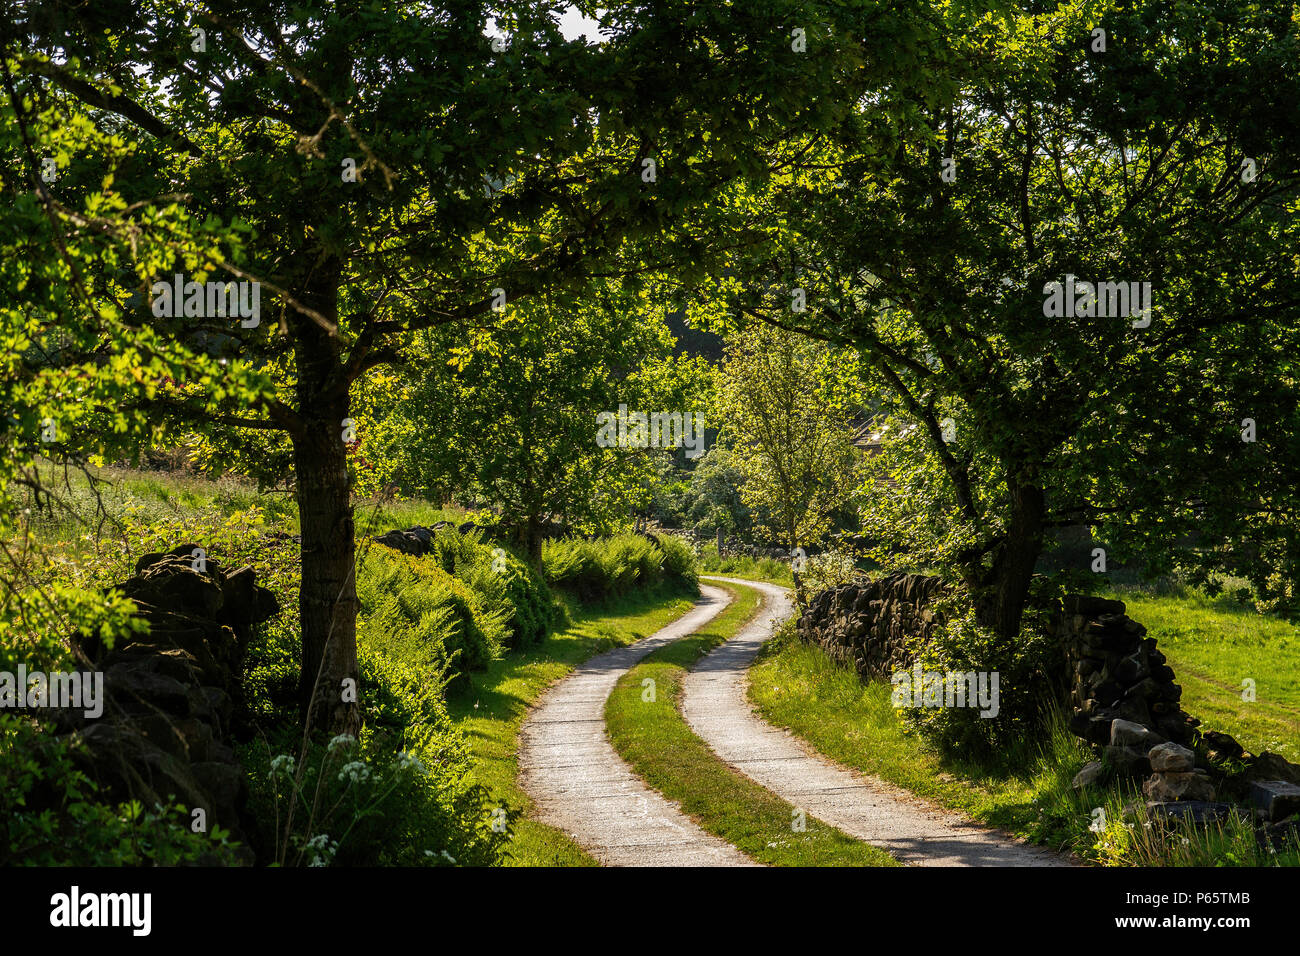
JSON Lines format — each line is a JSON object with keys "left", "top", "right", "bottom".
{"left": 373, "top": 521, "right": 462, "bottom": 555}
{"left": 1143, "top": 742, "right": 1216, "bottom": 801}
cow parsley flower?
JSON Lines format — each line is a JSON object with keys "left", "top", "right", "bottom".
{"left": 337, "top": 761, "right": 372, "bottom": 785}
{"left": 306, "top": 833, "right": 338, "bottom": 867}
{"left": 328, "top": 733, "right": 357, "bottom": 753}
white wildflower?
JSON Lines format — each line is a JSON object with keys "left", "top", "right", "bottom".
{"left": 328, "top": 733, "right": 357, "bottom": 753}
{"left": 306, "top": 833, "right": 338, "bottom": 867}
{"left": 337, "top": 761, "right": 372, "bottom": 785}
{"left": 397, "top": 750, "right": 425, "bottom": 773}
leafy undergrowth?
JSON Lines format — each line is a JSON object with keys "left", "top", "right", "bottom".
{"left": 748, "top": 622, "right": 1300, "bottom": 866}
{"left": 606, "top": 583, "right": 898, "bottom": 867}
{"left": 11, "top": 464, "right": 714, "bottom": 866}
{"left": 542, "top": 534, "right": 698, "bottom": 599}
{"left": 445, "top": 585, "right": 699, "bottom": 866}
{"left": 0, "top": 715, "right": 244, "bottom": 866}
{"left": 695, "top": 543, "right": 793, "bottom": 585}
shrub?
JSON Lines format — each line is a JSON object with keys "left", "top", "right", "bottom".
{"left": 541, "top": 538, "right": 602, "bottom": 597}
{"left": 239, "top": 543, "right": 512, "bottom": 866}
{"left": 541, "top": 534, "right": 692, "bottom": 600}
{"left": 0, "top": 716, "right": 243, "bottom": 866}
{"left": 356, "top": 550, "right": 506, "bottom": 684}
{"left": 657, "top": 534, "right": 699, "bottom": 590}
{"left": 900, "top": 594, "right": 1061, "bottom": 758}
{"left": 429, "top": 527, "right": 482, "bottom": 576}
{"left": 240, "top": 644, "right": 507, "bottom": 866}
{"left": 802, "top": 549, "right": 860, "bottom": 593}
{"left": 351, "top": 642, "right": 508, "bottom": 864}
{"left": 427, "top": 529, "right": 562, "bottom": 648}
{"left": 600, "top": 536, "right": 663, "bottom": 593}
{"left": 459, "top": 554, "right": 562, "bottom": 648}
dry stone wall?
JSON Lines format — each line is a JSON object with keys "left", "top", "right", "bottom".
{"left": 52, "top": 544, "right": 279, "bottom": 861}
{"left": 797, "top": 572, "right": 947, "bottom": 680}
{"left": 798, "top": 576, "right": 1300, "bottom": 844}
{"left": 1052, "top": 594, "right": 1198, "bottom": 747}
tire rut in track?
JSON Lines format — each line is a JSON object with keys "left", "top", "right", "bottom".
{"left": 682, "top": 576, "right": 1073, "bottom": 867}
{"left": 517, "top": 589, "right": 759, "bottom": 866}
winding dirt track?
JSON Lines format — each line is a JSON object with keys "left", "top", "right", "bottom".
{"left": 516, "top": 589, "right": 758, "bottom": 866}
{"left": 683, "top": 576, "right": 1071, "bottom": 867}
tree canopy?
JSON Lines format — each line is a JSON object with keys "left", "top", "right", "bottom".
{"left": 3, "top": 0, "right": 883, "bottom": 731}
{"left": 696, "top": 0, "right": 1300, "bottom": 635}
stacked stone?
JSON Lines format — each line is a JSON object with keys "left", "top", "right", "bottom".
{"left": 797, "top": 573, "right": 946, "bottom": 680}
{"left": 1143, "top": 742, "right": 1216, "bottom": 801}
{"left": 374, "top": 519, "right": 580, "bottom": 558}
{"left": 54, "top": 544, "right": 279, "bottom": 860}
{"left": 1102, "top": 718, "right": 1162, "bottom": 778}
{"left": 1061, "top": 595, "right": 1197, "bottom": 749}
{"left": 373, "top": 522, "right": 452, "bottom": 555}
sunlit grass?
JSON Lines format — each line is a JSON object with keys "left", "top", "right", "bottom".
{"left": 1107, "top": 588, "right": 1300, "bottom": 762}
{"left": 695, "top": 543, "right": 793, "bottom": 585}
{"left": 749, "top": 624, "right": 1086, "bottom": 853}
{"left": 446, "top": 586, "right": 698, "bottom": 867}
{"left": 749, "top": 598, "right": 1300, "bottom": 866}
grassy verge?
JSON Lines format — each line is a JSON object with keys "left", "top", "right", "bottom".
{"left": 1108, "top": 587, "right": 1300, "bottom": 762}
{"left": 696, "top": 544, "right": 793, "bottom": 585}
{"left": 750, "top": 621, "right": 1299, "bottom": 866}
{"left": 605, "top": 582, "right": 898, "bottom": 866}
{"left": 750, "top": 625, "right": 1083, "bottom": 848}
{"left": 446, "top": 585, "right": 698, "bottom": 866}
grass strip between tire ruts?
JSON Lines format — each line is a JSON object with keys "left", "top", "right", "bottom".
{"left": 605, "top": 581, "right": 899, "bottom": 867}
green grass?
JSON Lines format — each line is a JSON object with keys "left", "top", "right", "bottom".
{"left": 13, "top": 461, "right": 468, "bottom": 551}
{"left": 15, "top": 463, "right": 290, "bottom": 550}
{"left": 696, "top": 544, "right": 794, "bottom": 585}
{"left": 749, "top": 627, "right": 1089, "bottom": 854}
{"left": 445, "top": 585, "right": 698, "bottom": 866}
{"left": 1107, "top": 587, "right": 1300, "bottom": 763}
{"left": 605, "top": 582, "right": 898, "bottom": 866}
{"left": 1083, "top": 780, "right": 1296, "bottom": 867}
{"left": 749, "top": 613, "right": 1300, "bottom": 866}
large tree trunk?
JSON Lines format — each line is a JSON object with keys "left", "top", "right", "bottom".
{"left": 524, "top": 512, "right": 543, "bottom": 565}
{"left": 291, "top": 264, "right": 360, "bottom": 737}
{"left": 294, "top": 417, "right": 360, "bottom": 737}
{"left": 974, "top": 479, "right": 1045, "bottom": 640}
